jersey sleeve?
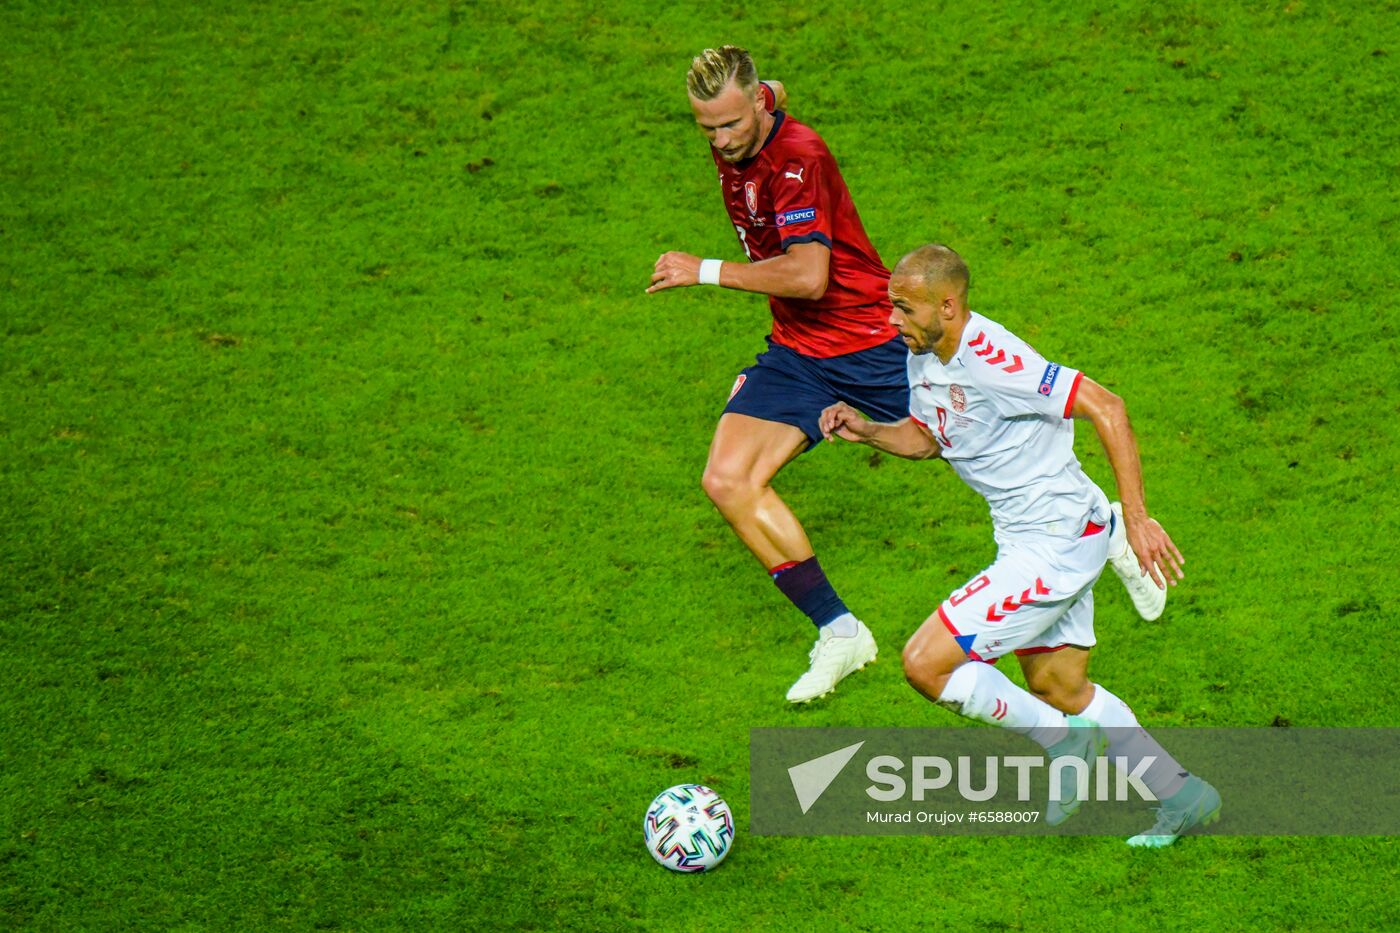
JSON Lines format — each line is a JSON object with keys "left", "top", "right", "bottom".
{"left": 967, "top": 327, "right": 1083, "bottom": 419}
{"left": 759, "top": 81, "right": 777, "bottom": 112}
{"left": 770, "top": 151, "right": 834, "bottom": 252}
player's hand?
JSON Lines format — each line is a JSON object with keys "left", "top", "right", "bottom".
{"left": 648, "top": 252, "right": 702, "bottom": 293}
{"left": 1125, "top": 513, "right": 1185, "bottom": 590}
{"left": 819, "top": 402, "right": 872, "bottom": 443}
{"left": 761, "top": 79, "right": 787, "bottom": 111}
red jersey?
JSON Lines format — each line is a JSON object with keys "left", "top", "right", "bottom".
{"left": 709, "top": 105, "right": 895, "bottom": 358}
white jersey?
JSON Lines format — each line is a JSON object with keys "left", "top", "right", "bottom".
{"left": 907, "top": 311, "right": 1110, "bottom": 538}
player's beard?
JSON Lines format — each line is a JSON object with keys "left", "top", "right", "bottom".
{"left": 717, "top": 117, "right": 764, "bottom": 163}
{"left": 903, "top": 323, "right": 941, "bottom": 355}
{"left": 718, "top": 132, "right": 757, "bottom": 162}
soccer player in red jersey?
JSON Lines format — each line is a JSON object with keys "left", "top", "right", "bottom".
{"left": 649, "top": 47, "right": 906, "bottom": 703}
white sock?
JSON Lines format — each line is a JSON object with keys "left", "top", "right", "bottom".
{"left": 938, "top": 662, "right": 1068, "bottom": 749}
{"left": 823, "top": 612, "right": 858, "bottom": 637}
{"left": 1081, "top": 683, "right": 1189, "bottom": 799}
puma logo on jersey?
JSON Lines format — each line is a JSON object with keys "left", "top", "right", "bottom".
{"left": 784, "top": 167, "right": 805, "bottom": 183}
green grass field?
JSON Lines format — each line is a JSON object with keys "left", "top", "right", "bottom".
{"left": 3, "top": 1, "right": 1398, "bottom": 928}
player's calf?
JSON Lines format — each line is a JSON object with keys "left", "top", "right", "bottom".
{"left": 1025, "top": 671, "right": 1095, "bottom": 716}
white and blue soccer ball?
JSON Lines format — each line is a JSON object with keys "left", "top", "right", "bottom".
{"left": 642, "top": 784, "right": 734, "bottom": 873}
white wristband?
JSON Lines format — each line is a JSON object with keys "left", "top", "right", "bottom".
{"left": 698, "top": 258, "right": 723, "bottom": 286}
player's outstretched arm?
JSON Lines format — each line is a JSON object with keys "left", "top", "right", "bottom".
{"left": 1070, "top": 377, "right": 1185, "bottom": 588}
{"left": 722, "top": 241, "right": 829, "bottom": 299}
{"left": 648, "top": 242, "right": 829, "bottom": 299}
{"left": 820, "top": 402, "right": 942, "bottom": 460}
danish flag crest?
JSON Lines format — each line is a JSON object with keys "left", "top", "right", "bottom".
{"left": 744, "top": 181, "right": 758, "bottom": 215}
{"left": 949, "top": 384, "right": 967, "bottom": 413}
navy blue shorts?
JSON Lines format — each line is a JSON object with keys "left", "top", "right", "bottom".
{"left": 722, "top": 336, "right": 910, "bottom": 451}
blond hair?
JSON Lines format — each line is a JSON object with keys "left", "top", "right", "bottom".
{"left": 686, "top": 46, "right": 758, "bottom": 100}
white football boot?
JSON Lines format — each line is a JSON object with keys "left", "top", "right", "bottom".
{"left": 1108, "top": 502, "right": 1167, "bottom": 621}
{"left": 785, "top": 614, "right": 877, "bottom": 704}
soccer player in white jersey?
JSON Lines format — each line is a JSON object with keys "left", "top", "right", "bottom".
{"left": 819, "top": 244, "right": 1219, "bottom": 846}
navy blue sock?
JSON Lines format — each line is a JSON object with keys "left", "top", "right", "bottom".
{"left": 770, "top": 556, "right": 849, "bottom": 629}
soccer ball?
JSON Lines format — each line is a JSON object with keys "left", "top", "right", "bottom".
{"left": 642, "top": 784, "right": 734, "bottom": 872}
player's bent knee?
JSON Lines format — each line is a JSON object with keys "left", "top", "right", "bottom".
{"left": 902, "top": 632, "right": 955, "bottom": 698}
{"left": 700, "top": 465, "right": 752, "bottom": 509}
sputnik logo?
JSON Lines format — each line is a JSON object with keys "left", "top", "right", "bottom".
{"left": 787, "top": 741, "right": 864, "bottom": 814}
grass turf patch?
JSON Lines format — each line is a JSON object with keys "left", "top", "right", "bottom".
{"left": 2, "top": 0, "right": 1397, "bottom": 928}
